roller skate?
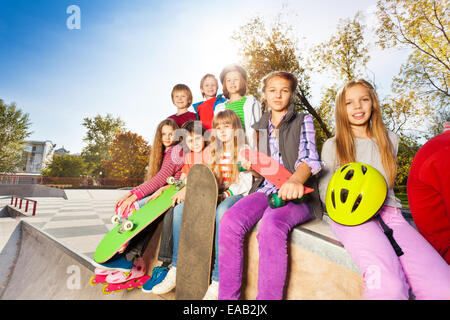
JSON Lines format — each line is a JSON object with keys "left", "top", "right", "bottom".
{"left": 101, "top": 258, "right": 147, "bottom": 294}
{"left": 89, "top": 268, "right": 120, "bottom": 287}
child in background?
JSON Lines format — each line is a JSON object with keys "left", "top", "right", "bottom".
{"left": 319, "top": 79, "right": 449, "bottom": 299}
{"left": 168, "top": 84, "right": 198, "bottom": 127}
{"left": 192, "top": 74, "right": 226, "bottom": 130}
{"left": 214, "top": 64, "right": 261, "bottom": 148}
{"left": 218, "top": 71, "right": 323, "bottom": 300}
{"left": 408, "top": 122, "right": 450, "bottom": 264}
{"left": 152, "top": 110, "right": 253, "bottom": 300}
{"left": 94, "top": 118, "right": 184, "bottom": 272}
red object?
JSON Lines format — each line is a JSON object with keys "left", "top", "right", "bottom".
{"left": 407, "top": 131, "right": 450, "bottom": 264}
{"left": 168, "top": 111, "right": 197, "bottom": 127}
{"left": 10, "top": 196, "right": 37, "bottom": 216}
{"left": 196, "top": 98, "right": 216, "bottom": 130}
{"left": 101, "top": 275, "right": 151, "bottom": 294}
{"left": 240, "top": 148, "right": 314, "bottom": 194}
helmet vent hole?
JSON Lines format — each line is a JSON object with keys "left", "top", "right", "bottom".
{"left": 341, "top": 164, "right": 350, "bottom": 172}
{"left": 361, "top": 165, "right": 367, "bottom": 175}
{"left": 331, "top": 190, "right": 336, "bottom": 209}
{"left": 340, "top": 189, "right": 349, "bottom": 203}
{"left": 351, "top": 194, "right": 363, "bottom": 212}
{"left": 344, "top": 170, "right": 354, "bottom": 180}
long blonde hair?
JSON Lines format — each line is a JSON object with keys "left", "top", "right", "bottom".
{"left": 147, "top": 118, "right": 179, "bottom": 180}
{"left": 209, "top": 110, "right": 247, "bottom": 191}
{"left": 335, "top": 79, "right": 397, "bottom": 188}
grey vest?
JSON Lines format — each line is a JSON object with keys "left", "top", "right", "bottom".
{"left": 250, "top": 105, "right": 323, "bottom": 220}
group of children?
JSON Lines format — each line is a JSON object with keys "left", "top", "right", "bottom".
{"left": 93, "top": 64, "right": 449, "bottom": 300}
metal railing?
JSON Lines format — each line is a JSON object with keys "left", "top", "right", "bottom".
{"left": 0, "top": 175, "right": 143, "bottom": 189}
{"left": 10, "top": 196, "right": 37, "bottom": 216}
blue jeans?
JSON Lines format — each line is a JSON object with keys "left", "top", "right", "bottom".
{"left": 172, "top": 195, "right": 243, "bottom": 282}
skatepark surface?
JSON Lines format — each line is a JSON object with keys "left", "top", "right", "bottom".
{"left": 0, "top": 190, "right": 172, "bottom": 300}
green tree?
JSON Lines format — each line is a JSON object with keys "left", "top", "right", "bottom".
{"left": 103, "top": 131, "right": 151, "bottom": 179}
{"left": 310, "top": 12, "right": 371, "bottom": 148}
{"left": 0, "top": 99, "right": 31, "bottom": 174}
{"left": 81, "top": 114, "right": 125, "bottom": 177}
{"left": 375, "top": 0, "right": 450, "bottom": 104}
{"left": 396, "top": 135, "right": 422, "bottom": 186}
{"left": 232, "top": 16, "right": 332, "bottom": 140}
{"left": 311, "top": 12, "right": 370, "bottom": 83}
{"left": 41, "top": 154, "right": 87, "bottom": 177}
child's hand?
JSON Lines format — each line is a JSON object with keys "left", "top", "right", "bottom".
{"left": 171, "top": 188, "right": 186, "bottom": 207}
{"left": 240, "top": 159, "right": 252, "bottom": 171}
{"left": 117, "top": 195, "right": 137, "bottom": 217}
{"left": 278, "top": 179, "right": 304, "bottom": 201}
{"left": 115, "top": 192, "right": 131, "bottom": 210}
{"left": 146, "top": 185, "right": 169, "bottom": 203}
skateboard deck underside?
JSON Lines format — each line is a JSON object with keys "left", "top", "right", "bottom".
{"left": 176, "top": 164, "right": 218, "bottom": 300}
{"left": 241, "top": 149, "right": 314, "bottom": 194}
{"left": 94, "top": 185, "right": 182, "bottom": 263}
{"left": 241, "top": 148, "right": 291, "bottom": 189}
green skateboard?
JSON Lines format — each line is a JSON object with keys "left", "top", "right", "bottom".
{"left": 94, "top": 177, "right": 184, "bottom": 263}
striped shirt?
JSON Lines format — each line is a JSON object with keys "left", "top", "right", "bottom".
{"left": 219, "top": 152, "right": 233, "bottom": 183}
{"left": 130, "top": 144, "right": 185, "bottom": 200}
{"left": 225, "top": 96, "right": 247, "bottom": 130}
{"left": 257, "top": 114, "right": 322, "bottom": 195}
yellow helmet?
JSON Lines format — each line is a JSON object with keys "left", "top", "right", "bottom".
{"left": 325, "top": 162, "right": 387, "bottom": 226}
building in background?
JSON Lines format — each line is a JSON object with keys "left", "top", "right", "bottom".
{"left": 54, "top": 146, "right": 70, "bottom": 156}
{"left": 19, "top": 140, "right": 56, "bottom": 174}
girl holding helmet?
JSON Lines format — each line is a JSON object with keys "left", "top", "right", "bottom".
{"left": 319, "top": 79, "right": 449, "bottom": 299}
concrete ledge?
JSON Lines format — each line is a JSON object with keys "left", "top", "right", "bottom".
{"left": 0, "top": 184, "right": 67, "bottom": 199}
{"left": 238, "top": 216, "right": 363, "bottom": 299}
{"left": 251, "top": 216, "right": 360, "bottom": 273}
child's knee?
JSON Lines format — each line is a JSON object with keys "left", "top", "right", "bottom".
{"left": 219, "top": 211, "right": 247, "bottom": 241}
{"left": 173, "top": 203, "right": 184, "bottom": 224}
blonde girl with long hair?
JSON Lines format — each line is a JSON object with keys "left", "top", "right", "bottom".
{"left": 152, "top": 110, "right": 252, "bottom": 299}
{"left": 319, "top": 79, "right": 449, "bottom": 299}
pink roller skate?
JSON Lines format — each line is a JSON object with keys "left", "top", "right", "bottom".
{"left": 101, "top": 258, "right": 147, "bottom": 294}
{"left": 101, "top": 275, "right": 151, "bottom": 295}
{"left": 89, "top": 268, "right": 120, "bottom": 287}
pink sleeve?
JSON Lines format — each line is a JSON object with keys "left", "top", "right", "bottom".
{"left": 130, "top": 144, "right": 184, "bottom": 200}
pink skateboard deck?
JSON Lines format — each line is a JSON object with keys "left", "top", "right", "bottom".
{"left": 240, "top": 148, "right": 314, "bottom": 193}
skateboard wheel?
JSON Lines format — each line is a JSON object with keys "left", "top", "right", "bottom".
{"left": 268, "top": 193, "right": 286, "bottom": 209}
{"left": 167, "top": 177, "right": 175, "bottom": 185}
{"left": 122, "top": 220, "right": 134, "bottom": 231}
{"left": 111, "top": 215, "right": 121, "bottom": 225}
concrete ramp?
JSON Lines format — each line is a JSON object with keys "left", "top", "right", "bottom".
{"left": 0, "top": 220, "right": 161, "bottom": 300}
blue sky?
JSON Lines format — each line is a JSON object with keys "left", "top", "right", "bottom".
{"left": 0, "top": 0, "right": 411, "bottom": 154}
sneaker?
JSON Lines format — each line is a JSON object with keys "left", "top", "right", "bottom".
{"left": 92, "top": 254, "right": 133, "bottom": 272}
{"left": 202, "top": 281, "right": 219, "bottom": 300}
{"left": 141, "top": 266, "right": 170, "bottom": 293}
{"left": 151, "top": 267, "right": 176, "bottom": 295}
